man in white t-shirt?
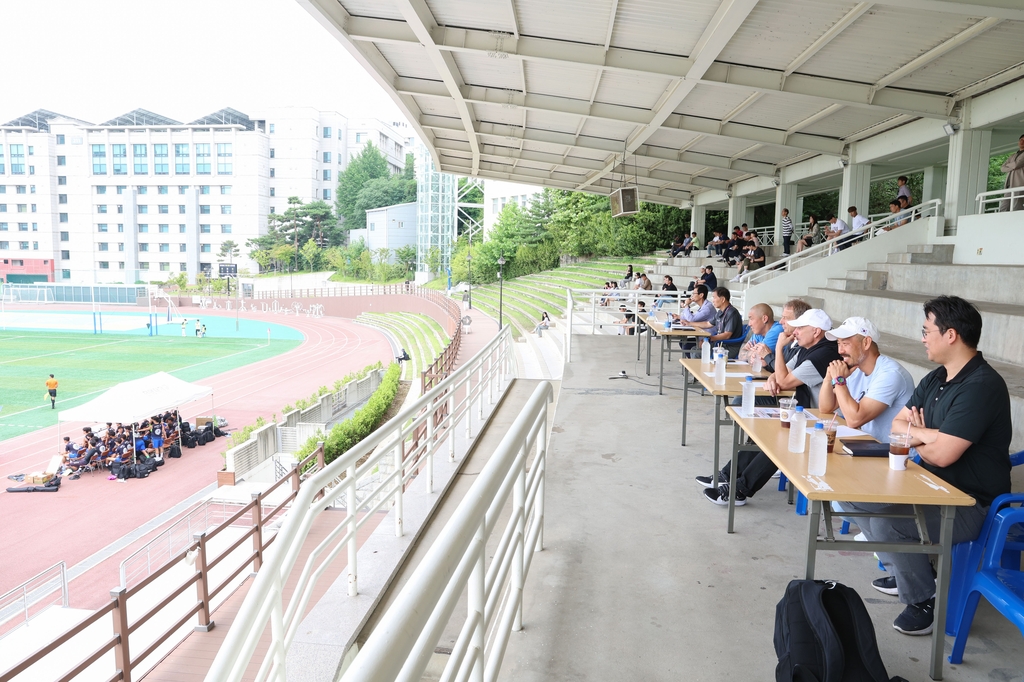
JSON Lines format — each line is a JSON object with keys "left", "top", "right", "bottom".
{"left": 818, "top": 316, "right": 915, "bottom": 443}
{"left": 825, "top": 214, "right": 849, "bottom": 242}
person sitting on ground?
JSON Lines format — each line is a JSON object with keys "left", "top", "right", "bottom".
{"left": 999, "top": 133, "right": 1024, "bottom": 212}
{"left": 731, "top": 239, "right": 766, "bottom": 281}
{"left": 533, "top": 311, "right": 551, "bottom": 335}
{"left": 700, "top": 308, "right": 842, "bottom": 505}
{"left": 685, "top": 232, "right": 700, "bottom": 256}
{"left": 795, "top": 215, "right": 821, "bottom": 252}
{"left": 691, "top": 287, "right": 744, "bottom": 356}
{"left": 839, "top": 296, "right": 1011, "bottom": 636}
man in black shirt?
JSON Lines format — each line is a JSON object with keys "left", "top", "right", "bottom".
{"left": 843, "top": 296, "right": 1011, "bottom": 636}
{"left": 692, "top": 287, "right": 743, "bottom": 352}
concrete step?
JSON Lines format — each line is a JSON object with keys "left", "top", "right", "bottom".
{"left": 878, "top": 334, "right": 1024, "bottom": 451}
{"left": 806, "top": 286, "right": 1024, "bottom": 366}
{"left": 864, "top": 262, "right": 1024, "bottom": 305}
{"left": 825, "top": 277, "right": 868, "bottom": 291}
{"left": 885, "top": 244, "right": 954, "bottom": 264}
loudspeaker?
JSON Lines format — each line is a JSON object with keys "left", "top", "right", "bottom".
{"left": 610, "top": 187, "right": 639, "bottom": 217}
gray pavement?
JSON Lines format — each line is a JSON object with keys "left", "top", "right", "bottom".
{"left": 499, "top": 334, "right": 1024, "bottom": 682}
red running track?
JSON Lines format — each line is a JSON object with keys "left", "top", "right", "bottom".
{"left": 0, "top": 311, "right": 392, "bottom": 606}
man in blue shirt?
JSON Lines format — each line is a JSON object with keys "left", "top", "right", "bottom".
{"left": 744, "top": 304, "right": 782, "bottom": 356}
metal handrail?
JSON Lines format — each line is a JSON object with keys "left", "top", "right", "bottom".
{"left": 204, "top": 327, "right": 516, "bottom": 682}
{"left": 976, "top": 187, "right": 1024, "bottom": 214}
{"left": 339, "top": 381, "right": 552, "bottom": 682}
{"left": 0, "top": 561, "right": 68, "bottom": 638}
{"left": 737, "top": 199, "right": 943, "bottom": 287}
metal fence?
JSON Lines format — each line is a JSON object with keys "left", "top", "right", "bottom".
{"left": 0, "top": 562, "right": 68, "bottom": 639}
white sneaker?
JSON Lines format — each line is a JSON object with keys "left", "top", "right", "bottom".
{"left": 730, "top": 275, "right": 741, "bottom": 282}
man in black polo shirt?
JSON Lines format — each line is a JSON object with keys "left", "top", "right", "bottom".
{"left": 692, "top": 287, "right": 743, "bottom": 355}
{"left": 843, "top": 296, "right": 1011, "bottom": 636}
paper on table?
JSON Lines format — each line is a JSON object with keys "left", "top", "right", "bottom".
{"left": 703, "top": 372, "right": 753, "bottom": 378}
{"left": 837, "top": 426, "right": 869, "bottom": 438}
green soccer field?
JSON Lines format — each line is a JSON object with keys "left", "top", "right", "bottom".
{"left": 0, "top": 331, "right": 301, "bottom": 441}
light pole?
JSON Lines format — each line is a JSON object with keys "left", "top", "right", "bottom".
{"left": 466, "top": 251, "right": 472, "bottom": 310}
{"left": 497, "top": 252, "right": 506, "bottom": 330}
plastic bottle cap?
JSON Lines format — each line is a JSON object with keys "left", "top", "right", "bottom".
{"left": 746, "top": 376, "right": 753, "bottom": 382}
{"left": 815, "top": 423, "right": 824, "bottom": 430}
{"left": 795, "top": 406, "right": 804, "bottom": 412}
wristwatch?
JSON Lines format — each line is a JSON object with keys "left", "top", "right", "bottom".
{"left": 831, "top": 376, "right": 847, "bottom": 388}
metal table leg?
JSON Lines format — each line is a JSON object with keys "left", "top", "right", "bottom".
{"left": 681, "top": 364, "right": 689, "bottom": 446}
{"left": 711, "top": 395, "right": 723, "bottom": 480}
{"left": 658, "top": 332, "right": 666, "bottom": 395}
{"left": 728, "top": 421, "right": 741, "bottom": 533}
{"left": 645, "top": 327, "right": 652, "bottom": 375}
{"left": 930, "top": 504, "right": 955, "bottom": 680}
{"left": 804, "top": 500, "right": 822, "bottom": 579}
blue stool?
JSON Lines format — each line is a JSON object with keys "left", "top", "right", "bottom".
{"left": 777, "top": 473, "right": 808, "bottom": 516}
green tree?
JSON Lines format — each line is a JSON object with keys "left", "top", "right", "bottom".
{"left": 300, "top": 238, "right": 323, "bottom": 271}
{"left": 395, "top": 244, "right": 417, "bottom": 274}
{"left": 336, "top": 142, "right": 390, "bottom": 231}
{"left": 300, "top": 200, "right": 339, "bottom": 246}
{"left": 218, "top": 239, "right": 239, "bottom": 263}
{"left": 427, "top": 246, "right": 442, "bottom": 277}
{"left": 989, "top": 151, "right": 1013, "bottom": 192}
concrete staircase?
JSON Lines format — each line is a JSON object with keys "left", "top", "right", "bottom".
{"left": 651, "top": 244, "right": 786, "bottom": 283}
{"left": 804, "top": 243, "right": 1024, "bottom": 449}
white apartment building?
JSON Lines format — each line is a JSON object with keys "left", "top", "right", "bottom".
{"left": 483, "top": 179, "right": 544, "bottom": 235}
{"left": 0, "top": 108, "right": 406, "bottom": 285}
{"left": 348, "top": 119, "right": 409, "bottom": 175}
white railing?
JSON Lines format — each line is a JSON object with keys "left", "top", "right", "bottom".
{"left": 204, "top": 327, "right": 516, "bottom": 682}
{"left": 976, "top": 187, "right": 1024, "bottom": 214}
{"left": 738, "top": 199, "right": 943, "bottom": 287}
{"left": 339, "top": 381, "right": 552, "bottom": 682}
{"left": 565, "top": 287, "right": 685, "bottom": 336}
{"left": 0, "top": 561, "right": 69, "bottom": 638}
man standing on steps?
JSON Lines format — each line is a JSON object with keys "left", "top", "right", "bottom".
{"left": 46, "top": 374, "right": 58, "bottom": 409}
{"left": 999, "top": 133, "right": 1024, "bottom": 212}
{"left": 838, "top": 296, "right": 1011, "bottom": 636}
{"left": 781, "top": 208, "right": 793, "bottom": 255}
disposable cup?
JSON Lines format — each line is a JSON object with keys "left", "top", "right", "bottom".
{"left": 889, "top": 453, "right": 909, "bottom": 470}
{"left": 779, "top": 398, "right": 797, "bottom": 428}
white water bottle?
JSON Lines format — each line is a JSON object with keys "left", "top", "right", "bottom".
{"left": 808, "top": 423, "right": 828, "bottom": 476}
{"left": 741, "top": 376, "right": 755, "bottom": 417}
{"left": 714, "top": 349, "right": 727, "bottom": 385}
{"left": 751, "top": 353, "right": 763, "bottom": 374}
{"left": 788, "top": 406, "right": 807, "bottom": 453}
{"left": 701, "top": 339, "right": 712, "bottom": 364}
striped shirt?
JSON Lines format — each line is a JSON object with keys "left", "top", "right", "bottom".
{"left": 781, "top": 215, "right": 793, "bottom": 236}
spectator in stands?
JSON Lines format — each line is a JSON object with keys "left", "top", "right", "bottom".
{"left": 818, "top": 317, "right": 915, "bottom": 443}
{"left": 623, "top": 264, "right": 634, "bottom": 284}
{"left": 879, "top": 199, "right": 903, "bottom": 232}
{"left": 672, "top": 284, "right": 715, "bottom": 326}
{"left": 533, "top": 311, "right": 551, "bottom": 335}
{"left": 743, "top": 304, "right": 783, "bottom": 362}
{"left": 669, "top": 236, "right": 684, "bottom": 256}
{"left": 708, "top": 230, "right": 725, "bottom": 257}
{"left": 750, "top": 298, "right": 810, "bottom": 373}
{"left": 701, "top": 265, "right": 717, "bottom": 292}
{"left": 700, "top": 308, "right": 841, "bottom": 505}
{"left": 781, "top": 208, "right": 794, "bottom": 255}
{"left": 841, "top": 297, "right": 1011, "bottom": 636}
{"left": 634, "top": 272, "right": 653, "bottom": 291}
{"left": 720, "top": 231, "right": 748, "bottom": 266}
{"left": 653, "top": 275, "right": 678, "bottom": 310}
{"left": 796, "top": 215, "right": 821, "bottom": 253}
{"left": 1000, "top": 134, "right": 1024, "bottom": 211}
{"left": 691, "top": 287, "right": 743, "bottom": 352}
{"left": 731, "top": 239, "right": 765, "bottom": 281}
{"left": 685, "top": 232, "right": 700, "bottom": 256}
{"left": 824, "top": 214, "right": 849, "bottom": 245}
{"left": 896, "top": 176, "right": 912, "bottom": 204}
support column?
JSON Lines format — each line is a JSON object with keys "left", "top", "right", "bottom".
{"left": 838, "top": 163, "right": 871, "bottom": 219}
{"left": 690, "top": 204, "right": 706, "bottom": 241}
{"left": 728, "top": 195, "right": 746, "bottom": 230}
{"left": 944, "top": 129, "right": 991, "bottom": 232}
{"left": 922, "top": 165, "right": 947, "bottom": 203}
{"left": 744, "top": 206, "right": 756, "bottom": 229}
{"left": 773, "top": 183, "right": 798, "bottom": 246}
{"left": 796, "top": 196, "right": 805, "bottom": 222}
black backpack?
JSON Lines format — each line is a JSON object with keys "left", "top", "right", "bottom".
{"left": 774, "top": 580, "right": 906, "bottom": 682}
{"left": 168, "top": 444, "right": 182, "bottom": 458}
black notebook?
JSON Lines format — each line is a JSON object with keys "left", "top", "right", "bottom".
{"left": 841, "top": 441, "right": 891, "bottom": 457}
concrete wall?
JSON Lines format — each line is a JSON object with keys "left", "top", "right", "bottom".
{"left": 740, "top": 219, "right": 936, "bottom": 311}
{"left": 938, "top": 212, "right": 1024, "bottom": 265}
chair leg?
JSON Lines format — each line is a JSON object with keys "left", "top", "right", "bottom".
{"left": 777, "top": 473, "right": 788, "bottom": 492}
{"left": 795, "top": 492, "right": 807, "bottom": 516}
{"left": 948, "top": 590, "right": 984, "bottom": 664}
{"left": 945, "top": 542, "right": 974, "bottom": 637}
{"left": 840, "top": 521, "right": 850, "bottom": 535}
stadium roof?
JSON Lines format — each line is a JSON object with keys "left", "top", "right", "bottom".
{"left": 2, "top": 109, "right": 92, "bottom": 131}
{"left": 300, "top": 0, "right": 1024, "bottom": 205}
{"left": 189, "top": 107, "right": 257, "bottom": 130}
{"left": 100, "top": 109, "right": 181, "bottom": 126}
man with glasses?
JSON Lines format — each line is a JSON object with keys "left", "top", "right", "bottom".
{"left": 838, "top": 296, "right": 1011, "bottom": 635}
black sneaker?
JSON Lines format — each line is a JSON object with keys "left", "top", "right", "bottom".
{"left": 871, "top": 576, "right": 899, "bottom": 596}
{"left": 704, "top": 483, "right": 746, "bottom": 506}
{"left": 695, "top": 473, "right": 727, "bottom": 489}
{"left": 893, "top": 598, "right": 934, "bottom": 635}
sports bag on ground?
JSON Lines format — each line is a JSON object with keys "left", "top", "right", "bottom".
{"left": 774, "top": 579, "right": 907, "bottom": 682}
{"left": 168, "top": 444, "right": 182, "bottom": 458}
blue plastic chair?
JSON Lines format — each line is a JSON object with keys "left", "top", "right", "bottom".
{"left": 948, "top": 505, "right": 1024, "bottom": 665}
{"left": 718, "top": 324, "right": 750, "bottom": 359}
{"left": 777, "top": 473, "right": 808, "bottom": 516}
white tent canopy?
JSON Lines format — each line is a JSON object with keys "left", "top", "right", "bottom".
{"left": 58, "top": 372, "right": 212, "bottom": 425}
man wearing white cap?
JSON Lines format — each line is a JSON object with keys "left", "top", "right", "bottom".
{"left": 701, "top": 308, "right": 841, "bottom": 505}
{"left": 818, "top": 316, "right": 915, "bottom": 443}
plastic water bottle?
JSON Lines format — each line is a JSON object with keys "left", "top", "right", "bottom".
{"left": 664, "top": 317, "right": 672, "bottom": 330}
{"left": 741, "top": 376, "right": 755, "bottom": 417}
{"left": 788, "top": 406, "right": 807, "bottom": 453}
{"left": 701, "top": 339, "right": 712, "bottom": 364}
{"left": 751, "top": 353, "right": 763, "bottom": 374}
{"left": 714, "top": 349, "right": 727, "bottom": 385}
{"left": 808, "top": 423, "right": 828, "bottom": 476}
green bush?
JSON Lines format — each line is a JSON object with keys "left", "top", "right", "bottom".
{"left": 324, "top": 362, "right": 402, "bottom": 464}
{"left": 230, "top": 416, "right": 267, "bottom": 446}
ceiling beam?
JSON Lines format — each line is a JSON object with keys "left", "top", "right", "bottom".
{"left": 868, "top": 0, "right": 1024, "bottom": 21}
{"left": 393, "top": 0, "right": 481, "bottom": 174}
{"left": 953, "top": 61, "right": 1024, "bottom": 100}
{"left": 782, "top": 3, "right": 873, "bottom": 77}
{"left": 347, "top": 16, "right": 954, "bottom": 119}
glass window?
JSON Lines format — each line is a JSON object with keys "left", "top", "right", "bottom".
{"left": 139, "top": 262, "right": 149, "bottom": 270}
{"left": 175, "top": 144, "right": 189, "bottom": 174}
{"left": 180, "top": 262, "right": 187, "bottom": 271}
{"left": 118, "top": 242, "right": 124, "bottom": 250}
{"left": 159, "top": 224, "right": 169, "bottom": 233}
{"left": 178, "top": 205, "right": 186, "bottom": 214}
{"left": 220, "top": 185, "right": 231, "bottom": 195}
{"left": 112, "top": 144, "right": 127, "bottom": 175}
{"left": 138, "top": 205, "right": 148, "bottom": 214}
{"left": 10, "top": 144, "right": 25, "bottom": 174}
{"left": 137, "top": 186, "right": 148, "bottom": 194}
{"left": 200, "top": 205, "right": 210, "bottom": 214}
{"left": 91, "top": 144, "right": 107, "bottom": 175}
{"left": 154, "top": 144, "right": 168, "bottom": 175}
{"left": 139, "top": 243, "right": 149, "bottom": 251}
{"left": 179, "top": 224, "right": 186, "bottom": 233}
{"left": 61, "top": 250, "right": 70, "bottom": 259}
{"left": 180, "top": 244, "right": 187, "bottom": 251}
{"left": 200, "top": 185, "right": 210, "bottom": 194}
{"left": 270, "top": 168, "right": 275, "bottom": 178}
{"left": 96, "top": 186, "right": 106, "bottom": 194}
{"left": 97, "top": 224, "right": 108, "bottom": 232}
{"left": 158, "top": 185, "right": 168, "bottom": 194}
{"left": 17, "top": 204, "right": 26, "bottom": 212}
{"left": 59, "top": 213, "right": 68, "bottom": 222}
{"left": 178, "top": 185, "right": 187, "bottom": 194}
{"left": 0, "top": 222, "right": 5, "bottom": 230}
{"left": 117, "top": 205, "right": 123, "bottom": 213}
{"left": 200, "top": 224, "right": 211, "bottom": 233}
{"left": 269, "top": 123, "right": 275, "bottom": 133}
{"left": 323, "top": 188, "right": 331, "bottom": 200}
{"left": 270, "top": 148, "right": 275, "bottom": 158}
{"left": 201, "top": 244, "right": 211, "bottom": 253}
{"left": 62, "top": 269, "right": 71, "bottom": 278}
{"left": 355, "top": 132, "right": 365, "bottom": 143}
{"left": 56, "top": 134, "right": 65, "bottom": 145}
{"left": 159, "top": 205, "right": 168, "bottom": 214}
{"left": 159, "top": 243, "right": 169, "bottom": 252}
{"left": 138, "top": 224, "right": 148, "bottom": 232}
{"left": 160, "top": 262, "right": 170, "bottom": 271}
{"left": 220, "top": 205, "right": 231, "bottom": 214}
{"left": 60, "top": 231, "right": 69, "bottom": 241}
{"left": 323, "top": 169, "right": 331, "bottom": 182}
{"left": 133, "top": 144, "right": 148, "bottom": 174}
{"left": 117, "top": 224, "right": 124, "bottom": 232}
{"left": 0, "top": 205, "right": 5, "bottom": 212}
{"left": 20, "top": 241, "right": 29, "bottom": 249}
{"left": 99, "top": 261, "right": 109, "bottom": 269}
{"left": 57, "top": 155, "right": 66, "bottom": 166}
{"left": 270, "top": 187, "right": 275, "bottom": 197}
{"left": 323, "top": 151, "right": 331, "bottom": 163}
{"left": 99, "top": 243, "right": 109, "bottom": 251}
{"left": 0, "top": 241, "right": 7, "bottom": 249}
{"left": 220, "top": 224, "right": 232, "bottom": 233}
{"left": 97, "top": 205, "right": 107, "bottom": 213}
{"left": 323, "top": 126, "right": 332, "bottom": 138}
{"left": 195, "top": 143, "right": 211, "bottom": 175}
{"left": 116, "top": 185, "right": 126, "bottom": 194}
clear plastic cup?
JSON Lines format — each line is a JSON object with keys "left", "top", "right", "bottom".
{"left": 779, "top": 398, "right": 797, "bottom": 429}
{"left": 889, "top": 432, "right": 911, "bottom": 470}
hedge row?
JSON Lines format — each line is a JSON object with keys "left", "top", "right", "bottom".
{"left": 323, "top": 361, "right": 403, "bottom": 464}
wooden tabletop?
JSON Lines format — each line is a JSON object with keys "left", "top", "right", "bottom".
{"left": 725, "top": 406, "right": 976, "bottom": 507}
{"left": 680, "top": 357, "right": 780, "bottom": 396}
{"left": 645, "top": 315, "right": 712, "bottom": 338}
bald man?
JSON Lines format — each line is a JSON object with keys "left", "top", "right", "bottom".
{"left": 744, "top": 303, "right": 783, "bottom": 356}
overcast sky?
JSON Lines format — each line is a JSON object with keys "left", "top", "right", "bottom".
{"left": 1, "top": 0, "right": 406, "bottom": 126}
